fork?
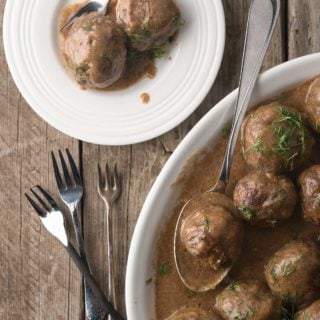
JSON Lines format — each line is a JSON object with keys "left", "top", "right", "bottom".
{"left": 25, "top": 186, "right": 125, "bottom": 320}
{"left": 51, "top": 149, "right": 105, "bottom": 320}
{"left": 98, "top": 163, "right": 121, "bottom": 319}
{"left": 60, "top": 0, "right": 110, "bottom": 31}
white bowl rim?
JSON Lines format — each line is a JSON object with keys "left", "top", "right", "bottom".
{"left": 125, "top": 52, "right": 320, "bottom": 319}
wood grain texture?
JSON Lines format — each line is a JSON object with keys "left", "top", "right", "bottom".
{"left": 0, "top": 0, "right": 319, "bottom": 319}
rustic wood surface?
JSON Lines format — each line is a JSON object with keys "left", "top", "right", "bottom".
{"left": 0, "top": 0, "right": 319, "bottom": 319}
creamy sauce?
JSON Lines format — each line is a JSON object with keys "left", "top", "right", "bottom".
{"left": 155, "top": 77, "right": 320, "bottom": 319}
{"left": 59, "top": 1, "right": 157, "bottom": 91}
{"left": 140, "top": 93, "right": 150, "bottom": 104}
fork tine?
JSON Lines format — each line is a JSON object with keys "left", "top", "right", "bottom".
{"left": 59, "top": 150, "right": 73, "bottom": 187}
{"left": 112, "top": 164, "right": 120, "bottom": 190}
{"left": 66, "top": 148, "right": 81, "bottom": 185}
{"left": 98, "top": 163, "right": 105, "bottom": 191}
{"left": 105, "top": 162, "right": 111, "bottom": 188}
{"left": 25, "top": 192, "right": 46, "bottom": 217}
{"left": 51, "top": 151, "right": 64, "bottom": 189}
{"left": 35, "top": 185, "right": 59, "bottom": 210}
{"left": 30, "top": 188, "right": 50, "bottom": 212}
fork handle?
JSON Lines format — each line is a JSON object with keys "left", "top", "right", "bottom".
{"left": 71, "top": 207, "right": 106, "bottom": 319}
{"left": 66, "top": 243, "right": 125, "bottom": 320}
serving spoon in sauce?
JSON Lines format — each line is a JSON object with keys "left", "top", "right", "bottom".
{"left": 60, "top": 0, "right": 110, "bottom": 31}
{"left": 173, "top": 0, "right": 281, "bottom": 293}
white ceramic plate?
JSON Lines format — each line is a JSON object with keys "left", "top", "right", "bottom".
{"left": 125, "top": 53, "right": 320, "bottom": 320}
{"left": 3, "top": 0, "right": 225, "bottom": 145}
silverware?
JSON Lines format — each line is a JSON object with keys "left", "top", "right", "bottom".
{"left": 98, "top": 163, "right": 121, "bottom": 320}
{"left": 60, "top": 0, "right": 111, "bottom": 31}
{"left": 51, "top": 149, "right": 105, "bottom": 320}
{"left": 173, "top": 0, "right": 281, "bottom": 292}
{"left": 25, "top": 186, "right": 125, "bottom": 320}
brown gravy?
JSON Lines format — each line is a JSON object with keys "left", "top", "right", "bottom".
{"left": 155, "top": 77, "right": 320, "bottom": 319}
{"left": 59, "top": 1, "right": 157, "bottom": 91}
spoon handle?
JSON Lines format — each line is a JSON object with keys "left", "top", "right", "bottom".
{"left": 219, "top": 0, "right": 280, "bottom": 183}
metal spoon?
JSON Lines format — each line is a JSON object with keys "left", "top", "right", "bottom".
{"left": 60, "top": 0, "right": 110, "bottom": 32}
{"left": 173, "top": 0, "right": 281, "bottom": 293}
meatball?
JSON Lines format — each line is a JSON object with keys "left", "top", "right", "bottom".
{"left": 233, "top": 171, "right": 297, "bottom": 227}
{"left": 214, "top": 280, "right": 280, "bottom": 320}
{"left": 62, "top": 12, "right": 126, "bottom": 88}
{"left": 298, "top": 165, "right": 320, "bottom": 226}
{"left": 180, "top": 205, "right": 243, "bottom": 270}
{"left": 116, "top": 0, "right": 181, "bottom": 51}
{"left": 295, "top": 299, "right": 320, "bottom": 320}
{"left": 241, "top": 102, "right": 314, "bottom": 172}
{"left": 264, "top": 240, "right": 320, "bottom": 306}
{"left": 166, "top": 308, "right": 220, "bottom": 320}
{"left": 305, "top": 77, "right": 320, "bottom": 132}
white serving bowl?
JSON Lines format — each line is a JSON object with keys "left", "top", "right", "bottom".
{"left": 125, "top": 53, "right": 320, "bottom": 320}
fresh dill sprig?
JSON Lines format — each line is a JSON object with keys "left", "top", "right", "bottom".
{"left": 226, "top": 281, "right": 242, "bottom": 292}
{"left": 246, "top": 138, "right": 270, "bottom": 154}
{"left": 151, "top": 46, "right": 165, "bottom": 59}
{"left": 159, "top": 262, "right": 170, "bottom": 276}
{"left": 272, "top": 107, "right": 307, "bottom": 170}
{"left": 239, "top": 207, "right": 259, "bottom": 220}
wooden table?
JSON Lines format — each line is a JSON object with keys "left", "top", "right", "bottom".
{"left": 0, "top": 0, "right": 319, "bottom": 319}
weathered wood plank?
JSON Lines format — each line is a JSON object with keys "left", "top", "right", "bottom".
{"left": 0, "top": 1, "right": 83, "bottom": 318}
{"left": 288, "top": 0, "right": 320, "bottom": 57}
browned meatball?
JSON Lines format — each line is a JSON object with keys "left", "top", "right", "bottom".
{"left": 180, "top": 205, "right": 243, "bottom": 271}
{"left": 264, "top": 240, "right": 320, "bottom": 306}
{"left": 305, "top": 77, "right": 320, "bottom": 132}
{"left": 241, "top": 102, "right": 314, "bottom": 172}
{"left": 62, "top": 12, "right": 126, "bottom": 88}
{"left": 298, "top": 165, "right": 320, "bottom": 226}
{"left": 116, "top": 0, "right": 181, "bottom": 51}
{"left": 233, "top": 171, "right": 297, "bottom": 227}
{"left": 166, "top": 308, "right": 221, "bottom": 320}
{"left": 295, "top": 299, "right": 320, "bottom": 320}
{"left": 214, "top": 280, "right": 280, "bottom": 320}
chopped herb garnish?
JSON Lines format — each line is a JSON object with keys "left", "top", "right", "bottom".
{"left": 203, "top": 216, "right": 210, "bottom": 233}
{"left": 186, "top": 288, "right": 197, "bottom": 297}
{"left": 222, "top": 124, "right": 231, "bottom": 138}
{"left": 272, "top": 107, "right": 307, "bottom": 170}
{"left": 271, "top": 269, "right": 277, "bottom": 282}
{"left": 281, "top": 293, "right": 297, "bottom": 320}
{"left": 145, "top": 278, "right": 152, "bottom": 285}
{"left": 82, "top": 24, "right": 93, "bottom": 31}
{"left": 159, "top": 262, "right": 170, "bottom": 276}
{"left": 316, "top": 121, "right": 320, "bottom": 131}
{"left": 314, "top": 194, "right": 320, "bottom": 208}
{"left": 246, "top": 138, "right": 270, "bottom": 154}
{"left": 273, "top": 188, "right": 287, "bottom": 203}
{"left": 239, "top": 207, "right": 259, "bottom": 220}
{"left": 281, "top": 263, "right": 295, "bottom": 277}
{"left": 129, "top": 22, "right": 151, "bottom": 43}
{"left": 151, "top": 46, "right": 165, "bottom": 59}
{"left": 172, "top": 14, "right": 185, "bottom": 27}
{"left": 226, "top": 281, "right": 242, "bottom": 292}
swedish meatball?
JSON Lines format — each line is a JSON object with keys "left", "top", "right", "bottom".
{"left": 180, "top": 205, "right": 243, "bottom": 271}
{"left": 116, "top": 0, "right": 181, "bottom": 51}
{"left": 264, "top": 240, "right": 320, "bottom": 306}
{"left": 298, "top": 165, "right": 320, "bottom": 226}
{"left": 62, "top": 12, "right": 126, "bottom": 88}
{"left": 214, "top": 280, "right": 280, "bottom": 320}
{"left": 233, "top": 171, "right": 297, "bottom": 227}
{"left": 305, "top": 77, "right": 320, "bottom": 132}
{"left": 166, "top": 308, "right": 220, "bottom": 320}
{"left": 295, "top": 299, "right": 320, "bottom": 320}
{"left": 241, "top": 102, "right": 314, "bottom": 172}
